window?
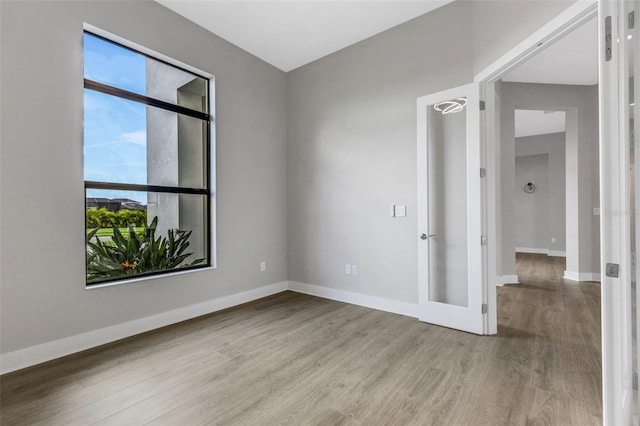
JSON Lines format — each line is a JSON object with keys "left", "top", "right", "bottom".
{"left": 83, "top": 31, "right": 211, "bottom": 285}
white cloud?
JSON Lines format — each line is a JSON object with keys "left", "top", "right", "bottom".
{"left": 121, "top": 130, "right": 147, "bottom": 146}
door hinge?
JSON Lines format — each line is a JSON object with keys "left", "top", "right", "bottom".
{"left": 633, "top": 372, "right": 638, "bottom": 390}
{"left": 480, "top": 168, "right": 486, "bottom": 178}
{"left": 481, "top": 235, "right": 487, "bottom": 246}
{"left": 630, "top": 11, "right": 635, "bottom": 30}
{"left": 479, "top": 100, "right": 486, "bottom": 111}
{"left": 482, "top": 303, "right": 488, "bottom": 314}
{"left": 606, "top": 263, "right": 620, "bottom": 278}
{"left": 605, "top": 16, "right": 612, "bottom": 62}
{"left": 632, "top": 252, "right": 636, "bottom": 270}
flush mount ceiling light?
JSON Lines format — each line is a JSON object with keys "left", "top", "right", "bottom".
{"left": 433, "top": 97, "right": 467, "bottom": 114}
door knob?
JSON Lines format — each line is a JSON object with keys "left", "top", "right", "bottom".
{"left": 420, "top": 233, "right": 428, "bottom": 240}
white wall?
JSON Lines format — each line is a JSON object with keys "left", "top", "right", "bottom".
{"left": 287, "top": 1, "right": 576, "bottom": 304}
{"left": 500, "top": 83, "right": 599, "bottom": 280}
{"left": 515, "top": 132, "right": 566, "bottom": 254}
{"left": 0, "top": 1, "right": 287, "bottom": 358}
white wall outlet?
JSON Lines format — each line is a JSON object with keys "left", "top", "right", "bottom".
{"left": 593, "top": 207, "right": 600, "bottom": 216}
{"left": 345, "top": 264, "right": 351, "bottom": 275}
{"left": 551, "top": 237, "right": 556, "bottom": 243}
{"left": 260, "top": 261, "right": 266, "bottom": 272}
{"left": 351, "top": 265, "right": 358, "bottom": 275}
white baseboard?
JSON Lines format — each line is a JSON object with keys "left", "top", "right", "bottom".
{"left": 563, "top": 271, "right": 601, "bottom": 282}
{"left": 515, "top": 248, "right": 566, "bottom": 257}
{"left": 496, "top": 275, "right": 519, "bottom": 286}
{"left": 516, "top": 247, "right": 549, "bottom": 255}
{"left": 0, "top": 281, "right": 288, "bottom": 374}
{"left": 287, "top": 281, "right": 419, "bottom": 318}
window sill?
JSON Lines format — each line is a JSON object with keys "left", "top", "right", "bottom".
{"left": 85, "top": 265, "right": 217, "bottom": 290}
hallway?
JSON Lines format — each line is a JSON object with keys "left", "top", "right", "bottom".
{"left": 496, "top": 253, "right": 602, "bottom": 423}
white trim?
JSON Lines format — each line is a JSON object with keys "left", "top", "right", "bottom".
{"left": 515, "top": 247, "right": 549, "bottom": 255}
{"left": 563, "top": 271, "right": 601, "bottom": 282}
{"left": 514, "top": 247, "right": 567, "bottom": 257}
{"left": 481, "top": 83, "right": 497, "bottom": 334}
{"left": 0, "top": 282, "right": 288, "bottom": 374}
{"left": 496, "top": 275, "right": 519, "bottom": 286}
{"left": 288, "top": 281, "right": 419, "bottom": 318}
{"left": 474, "top": 1, "right": 597, "bottom": 83}
{"left": 86, "top": 266, "right": 217, "bottom": 289}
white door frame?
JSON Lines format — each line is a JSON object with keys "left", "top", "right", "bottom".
{"left": 474, "top": 0, "right": 597, "bottom": 335}
{"left": 598, "top": 1, "right": 635, "bottom": 423}
{"left": 475, "top": 0, "right": 634, "bottom": 423}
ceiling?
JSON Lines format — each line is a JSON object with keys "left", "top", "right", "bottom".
{"left": 156, "top": 0, "right": 454, "bottom": 72}
{"left": 503, "top": 16, "right": 598, "bottom": 86}
{"left": 507, "top": 16, "right": 597, "bottom": 138}
{"left": 157, "top": 1, "right": 596, "bottom": 138}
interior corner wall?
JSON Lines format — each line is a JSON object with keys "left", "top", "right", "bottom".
{"left": 0, "top": 0, "right": 584, "bottom": 366}
{"left": 500, "top": 83, "right": 600, "bottom": 279}
{"left": 515, "top": 133, "right": 567, "bottom": 254}
{"left": 0, "top": 1, "right": 287, "bottom": 356}
{"left": 287, "top": 1, "right": 579, "bottom": 304}
{"left": 286, "top": 1, "right": 474, "bottom": 303}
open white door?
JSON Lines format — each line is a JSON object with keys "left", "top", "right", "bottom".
{"left": 599, "top": 0, "right": 637, "bottom": 423}
{"left": 623, "top": 0, "right": 640, "bottom": 424}
{"left": 417, "top": 83, "right": 485, "bottom": 335}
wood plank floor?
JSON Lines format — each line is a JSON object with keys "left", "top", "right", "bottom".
{"left": 1, "top": 254, "right": 602, "bottom": 425}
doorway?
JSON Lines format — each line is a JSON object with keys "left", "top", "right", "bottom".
{"left": 497, "top": 14, "right": 600, "bottom": 287}
{"left": 479, "top": 9, "right": 604, "bottom": 422}
{"left": 513, "top": 109, "right": 567, "bottom": 262}
{"left": 477, "top": 1, "right": 638, "bottom": 422}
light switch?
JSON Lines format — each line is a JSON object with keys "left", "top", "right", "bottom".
{"left": 394, "top": 205, "right": 407, "bottom": 217}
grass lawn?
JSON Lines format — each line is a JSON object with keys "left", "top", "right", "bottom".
{"left": 87, "top": 227, "right": 145, "bottom": 238}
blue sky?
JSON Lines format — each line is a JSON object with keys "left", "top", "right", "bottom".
{"left": 84, "top": 33, "right": 147, "bottom": 204}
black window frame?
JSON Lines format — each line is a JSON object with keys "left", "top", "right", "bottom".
{"left": 83, "top": 30, "right": 212, "bottom": 286}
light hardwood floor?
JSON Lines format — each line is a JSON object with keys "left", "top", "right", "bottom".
{"left": 0, "top": 254, "right": 602, "bottom": 425}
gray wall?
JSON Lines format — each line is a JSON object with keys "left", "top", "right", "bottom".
{"left": 0, "top": 0, "right": 287, "bottom": 354}
{"left": 500, "top": 83, "right": 599, "bottom": 278}
{"left": 287, "top": 1, "right": 576, "bottom": 303}
{"left": 515, "top": 155, "right": 551, "bottom": 250}
{"left": 0, "top": 0, "right": 577, "bottom": 356}
{"left": 515, "top": 132, "right": 566, "bottom": 253}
